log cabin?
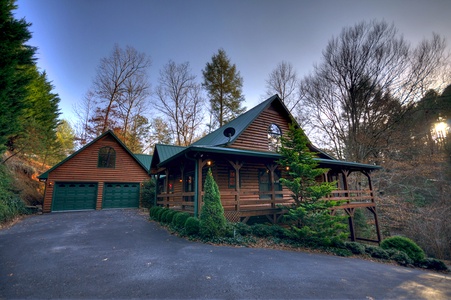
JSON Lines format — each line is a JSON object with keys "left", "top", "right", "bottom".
{"left": 39, "top": 130, "right": 152, "bottom": 212}
{"left": 150, "top": 95, "right": 382, "bottom": 242}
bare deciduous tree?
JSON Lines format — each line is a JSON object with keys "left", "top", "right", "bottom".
{"left": 91, "top": 44, "right": 151, "bottom": 133}
{"left": 154, "top": 60, "right": 204, "bottom": 146}
{"left": 299, "top": 20, "right": 449, "bottom": 162}
{"left": 265, "top": 61, "right": 299, "bottom": 112}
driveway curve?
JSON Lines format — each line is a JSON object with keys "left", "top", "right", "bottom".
{"left": 0, "top": 210, "right": 449, "bottom": 299}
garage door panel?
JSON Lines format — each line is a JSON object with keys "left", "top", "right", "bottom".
{"left": 103, "top": 183, "right": 140, "bottom": 209}
{"left": 53, "top": 183, "right": 97, "bottom": 211}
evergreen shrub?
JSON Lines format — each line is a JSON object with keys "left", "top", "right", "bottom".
{"left": 344, "top": 242, "right": 366, "bottom": 255}
{"left": 365, "top": 245, "right": 390, "bottom": 259}
{"left": 380, "top": 236, "right": 425, "bottom": 262}
{"left": 330, "top": 247, "right": 353, "bottom": 257}
{"left": 175, "top": 212, "right": 191, "bottom": 228}
{"left": 385, "top": 249, "right": 414, "bottom": 266}
{"left": 185, "top": 217, "right": 200, "bottom": 236}
{"left": 157, "top": 208, "right": 168, "bottom": 222}
{"left": 199, "top": 169, "right": 226, "bottom": 238}
{"left": 140, "top": 179, "right": 155, "bottom": 208}
{"left": 150, "top": 206, "right": 163, "bottom": 219}
{"left": 417, "top": 258, "right": 449, "bottom": 271}
{"left": 251, "top": 224, "right": 272, "bottom": 237}
{"left": 233, "top": 222, "right": 251, "bottom": 236}
{"left": 164, "top": 210, "right": 177, "bottom": 223}
{"left": 171, "top": 211, "right": 181, "bottom": 225}
{"left": 268, "top": 225, "right": 290, "bottom": 239}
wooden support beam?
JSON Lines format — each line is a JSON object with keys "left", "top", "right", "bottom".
{"left": 228, "top": 160, "right": 243, "bottom": 212}
{"left": 266, "top": 164, "right": 278, "bottom": 208}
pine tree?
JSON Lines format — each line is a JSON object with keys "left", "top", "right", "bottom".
{"left": 278, "top": 123, "right": 347, "bottom": 246}
{"left": 0, "top": 0, "right": 36, "bottom": 155}
{"left": 202, "top": 49, "right": 245, "bottom": 129}
{"left": 199, "top": 168, "right": 226, "bottom": 238}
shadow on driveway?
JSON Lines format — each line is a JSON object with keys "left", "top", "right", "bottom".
{"left": 1, "top": 210, "right": 450, "bottom": 299}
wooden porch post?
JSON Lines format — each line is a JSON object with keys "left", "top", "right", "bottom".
{"left": 165, "top": 169, "right": 170, "bottom": 208}
{"left": 180, "top": 164, "right": 185, "bottom": 210}
{"left": 155, "top": 174, "right": 160, "bottom": 206}
{"left": 342, "top": 169, "right": 356, "bottom": 242}
{"left": 363, "top": 171, "right": 382, "bottom": 243}
{"left": 228, "top": 160, "right": 243, "bottom": 212}
{"left": 267, "top": 164, "right": 278, "bottom": 208}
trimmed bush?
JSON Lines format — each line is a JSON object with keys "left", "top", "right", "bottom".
{"left": 150, "top": 206, "right": 163, "bottom": 219}
{"left": 164, "top": 210, "right": 177, "bottom": 223}
{"left": 199, "top": 169, "right": 227, "bottom": 238}
{"left": 175, "top": 212, "right": 191, "bottom": 229}
{"left": 185, "top": 217, "right": 200, "bottom": 236}
{"left": 344, "top": 242, "right": 366, "bottom": 255}
{"left": 157, "top": 208, "right": 168, "bottom": 222}
{"left": 417, "top": 258, "right": 449, "bottom": 271}
{"left": 380, "top": 236, "right": 425, "bottom": 263}
{"left": 171, "top": 211, "right": 181, "bottom": 225}
{"left": 365, "top": 245, "right": 390, "bottom": 260}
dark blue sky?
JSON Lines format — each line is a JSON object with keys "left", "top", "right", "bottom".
{"left": 15, "top": 0, "right": 451, "bottom": 122}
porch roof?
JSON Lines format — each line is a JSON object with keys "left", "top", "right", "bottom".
{"left": 152, "top": 144, "right": 381, "bottom": 172}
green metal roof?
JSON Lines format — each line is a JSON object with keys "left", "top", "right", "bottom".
{"left": 134, "top": 154, "right": 152, "bottom": 172}
{"left": 38, "top": 130, "right": 150, "bottom": 179}
{"left": 153, "top": 145, "right": 381, "bottom": 171}
{"left": 192, "top": 95, "right": 280, "bottom": 147}
{"left": 150, "top": 144, "right": 187, "bottom": 169}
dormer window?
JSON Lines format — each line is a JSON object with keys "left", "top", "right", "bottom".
{"left": 98, "top": 146, "right": 116, "bottom": 168}
{"left": 268, "top": 123, "right": 282, "bottom": 152}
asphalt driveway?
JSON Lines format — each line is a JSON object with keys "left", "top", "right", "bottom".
{"left": 0, "top": 210, "right": 450, "bottom": 299}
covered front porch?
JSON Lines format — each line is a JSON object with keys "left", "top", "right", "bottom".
{"left": 150, "top": 145, "right": 382, "bottom": 243}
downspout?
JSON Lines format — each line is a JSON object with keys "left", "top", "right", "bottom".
{"left": 185, "top": 152, "right": 199, "bottom": 218}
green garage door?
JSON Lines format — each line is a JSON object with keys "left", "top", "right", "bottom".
{"left": 103, "top": 183, "right": 140, "bottom": 209}
{"left": 52, "top": 182, "right": 97, "bottom": 211}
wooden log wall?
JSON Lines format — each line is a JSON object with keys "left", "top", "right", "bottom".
{"left": 231, "top": 104, "right": 290, "bottom": 152}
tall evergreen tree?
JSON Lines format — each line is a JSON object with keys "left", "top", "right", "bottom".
{"left": 199, "top": 168, "right": 226, "bottom": 238}
{"left": 0, "top": 0, "right": 36, "bottom": 155}
{"left": 278, "top": 123, "right": 347, "bottom": 246}
{"left": 202, "top": 49, "right": 245, "bottom": 129}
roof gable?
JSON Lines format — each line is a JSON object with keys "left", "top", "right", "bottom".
{"left": 38, "top": 130, "right": 149, "bottom": 179}
{"left": 150, "top": 144, "right": 187, "bottom": 170}
{"left": 192, "top": 95, "right": 282, "bottom": 147}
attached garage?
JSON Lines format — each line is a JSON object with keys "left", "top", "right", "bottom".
{"left": 103, "top": 183, "right": 140, "bottom": 209}
{"left": 52, "top": 182, "right": 98, "bottom": 211}
{"left": 39, "top": 130, "right": 151, "bottom": 213}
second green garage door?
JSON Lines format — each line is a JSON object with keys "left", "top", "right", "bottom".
{"left": 103, "top": 183, "right": 140, "bottom": 209}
